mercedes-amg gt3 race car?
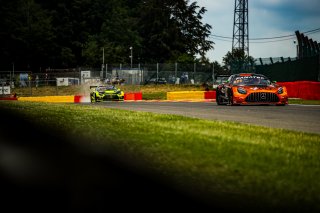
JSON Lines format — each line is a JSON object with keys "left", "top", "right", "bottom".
{"left": 90, "top": 85, "right": 124, "bottom": 102}
{"left": 216, "top": 73, "right": 288, "bottom": 106}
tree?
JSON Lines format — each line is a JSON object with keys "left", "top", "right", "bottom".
{"left": 136, "top": 0, "right": 213, "bottom": 63}
{"left": 0, "top": 0, "right": 214, "bottom": 70}
{"left": 222, "top": 48, "right": 254, "bottom": 74}
{"left": 212, "top": 61, "right": 228, "bottom": 75}
{"left": 0, "top": 0, "right": 55, "bottom": 70}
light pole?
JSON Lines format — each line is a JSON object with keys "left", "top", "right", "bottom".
{"left": 129, "top": 46, "right": 133, "bottom": 69}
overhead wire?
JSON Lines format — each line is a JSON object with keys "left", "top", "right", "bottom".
{"left": 209, "top": 27, "right": 320, "bottom": 44}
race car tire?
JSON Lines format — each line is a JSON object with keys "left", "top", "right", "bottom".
{"left": 216, "top": 90, "right": 224, "bottom": 105}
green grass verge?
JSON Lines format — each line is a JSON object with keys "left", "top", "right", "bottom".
{"left": 1, "top": 101, "right": 320, "bottom": 211}
{"left": 289, "top": 99, "right": 320, "bottom": 105}
{"left": 141, "top": 91, "right": 167, "bottom": 100}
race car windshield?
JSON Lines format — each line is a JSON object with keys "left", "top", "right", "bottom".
{"left": 97, "top": 86, "right": 116, "bottom": 92}
{"left": 232, "top": 76, "right": 270, "bottom": 86}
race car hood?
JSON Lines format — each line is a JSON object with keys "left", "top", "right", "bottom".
{"left": 236, "top": 84, "right": 280, "bottom": 92}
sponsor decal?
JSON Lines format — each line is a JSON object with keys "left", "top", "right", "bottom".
{"left": 235, "top": 76, "right": 264, "bottom": 80}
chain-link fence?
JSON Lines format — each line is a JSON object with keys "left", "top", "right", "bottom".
{"left": 0, "top": 63, "right": 215, "bottom": 85}
{"left": 0, "top": 63, "right": 215, "bottom": 96}
{"left": 81, "top": 63, "right": 215, "bottom": 86}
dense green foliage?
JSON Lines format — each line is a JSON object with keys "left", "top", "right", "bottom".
{"left": 1, "top": 101, "right": 320, "bottom": 211}
{"left": 223, "top": 48, "right": 255, "bottom": 73}
{"left": 0, "top": 0, "right": 213, "bottom": 71}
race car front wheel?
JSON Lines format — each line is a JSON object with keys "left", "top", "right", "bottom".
{"left": 216, "top": 90, "right": 224, "bottom": 105}
{"left": 91, "top": 93, "right": 96, "bottom": 103}
{"left": 228, "top": 90, "right": 239, "bottom": 106}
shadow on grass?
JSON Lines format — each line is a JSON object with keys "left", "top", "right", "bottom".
{"left": 0, "top": 107, "right": 220, "bottom": 212}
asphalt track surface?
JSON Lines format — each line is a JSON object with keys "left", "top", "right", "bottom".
{"left": 92, "top": 101, "right": 320, "bottom": 134}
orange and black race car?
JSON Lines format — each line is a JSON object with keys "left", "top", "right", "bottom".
{"left": 216, "top": 73, "right": 288, "bottom": 105}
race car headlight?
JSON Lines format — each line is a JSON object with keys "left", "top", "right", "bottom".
{"left": 277, "top": 87, "right": 284, "bottom": 94}
{"left": 237, "top": 87, "right": 247, "bottom": 94}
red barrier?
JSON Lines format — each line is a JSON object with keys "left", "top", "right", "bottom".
{"left": 74, "top": 95, "right": 82, "bottom": 103}
{"left": 204, "top": 91, "right": 216, "bottom": 99}
{"left": 124, "top": 92, "right": 142, "bottom": 101}
{"left": 277, "top": 82, "right": 297, "bottom": 98}
{"left": 277, "top": 81, "right": 320, "bottom": 100}
{"left": 0, "top": 97, "right": 18, "bottom": 100}
{"left": 298, "top": 81, "right": 320, "bottom": 100}
{"left": 134, "top": 92, "right": 143, "bottom": 100}
{"left": 0, "top": 94, "right": 18, "bottom": 101}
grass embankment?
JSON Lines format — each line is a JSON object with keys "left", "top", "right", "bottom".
{"left": 12, "top": 84, "right": 320, "bottom": 104}
{"left": 1, "top": 101, "right": 319, "bottom": 211}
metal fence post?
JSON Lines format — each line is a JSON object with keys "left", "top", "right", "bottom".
{"left": 106, "top": 64, "right": 108, "bottom": 80}
{"left": 212, "top": 63, "right": 215, "bottom": 83}
{"left": 157, "top": 63, "right": 159, "bottom": 81}
{"left": 318, "top": 55, "right": 320, "bottom": 81}
{"left": 139, "top": 63, "right": 142, "bottom": 84}
{"left": 29, "top": 75, "right": 32, "bottom": 96}
{"left": 12, "top": 63, "right": 15, "bottom": 88}
{"left": 175, "top": 62, "right": 177, "bottom": 79}
{"left": 194, "top": 63, "right": 196, "bottom": 81}
{"left": 56, "top": 80, "right": 58, "bottom": 95}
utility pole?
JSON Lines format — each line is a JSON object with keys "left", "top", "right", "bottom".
{"left": 12, "top": 62, "right": 15, "bottom": 88}
{"left": 129, "top": 46, "right": 133, "bottom": 69}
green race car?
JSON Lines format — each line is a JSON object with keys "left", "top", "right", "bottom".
{"left": 90, "top": 85, "right": 124, "bottom": 102}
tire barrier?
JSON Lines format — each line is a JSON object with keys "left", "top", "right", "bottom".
{"left": 167, "top": 91, "right": 216, "bottom": 100}
{"left": 277, "top": 81, "right": 320, "bottom": 100}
